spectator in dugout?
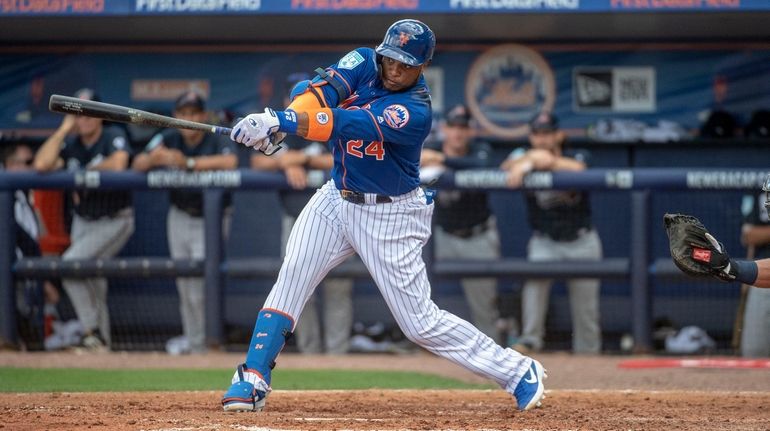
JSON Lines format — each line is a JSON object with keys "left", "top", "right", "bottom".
{"left": 33, "top": 88, "right": 135, "bottom": 351}
{"left": 419, "top": 104, "right": 504, "bottom": 344}
{"left": 132, "top": 90, "right": 238, "bottom": 355}
{"left": 500, "top": 112, "right": 603, "bottom": 354}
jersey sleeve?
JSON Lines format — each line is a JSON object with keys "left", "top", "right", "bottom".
{"left": 314, "top": 48, "right": 377, "bottom": 108}
{"left": 104, "top": 127, "right": 131, "bottom": 156}
{"left": 330, "top": 97, "right": 430, "bottom": 146}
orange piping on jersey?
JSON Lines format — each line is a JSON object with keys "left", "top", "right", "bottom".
{"left": 287, "top": 90, "right": 326, "bottom": 112}
{"left": 337, "top": 139, "right": 348, "bottom": 189}
{"left": 304, "top": 108, "right": 334, "bottom": 142}
{"left": 363, "top": 109, "right": 384, "bottom": 142}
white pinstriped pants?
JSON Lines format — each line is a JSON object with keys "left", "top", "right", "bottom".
{"left": 264, "top": 180, "right": 532, "bottom": 394}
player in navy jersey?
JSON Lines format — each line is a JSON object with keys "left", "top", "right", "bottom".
{"left": 421, "top": 104, "right": 503, "bottom": 344}
{"left": 222, "top": 19, "right": 546, "bottom": 413}
{"left": 132, "top": 90, "right": 238, "bottom": 354}
{"left": 33, "top": 88, "right": 135, "bottom": 351}
{"left": 502, "top": 112, "right": 603, "bottom": 355}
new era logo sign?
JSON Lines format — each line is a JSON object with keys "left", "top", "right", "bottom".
{"left": 692, "top": 248, "right": 711, "bottom": 263}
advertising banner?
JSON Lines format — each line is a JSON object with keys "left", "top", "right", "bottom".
{"left": 2, "top": 0, "right": 769, "bottom": 16}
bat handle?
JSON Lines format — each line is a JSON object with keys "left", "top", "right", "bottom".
{"left": 213, "top": 125, "right": 233, "bottom": 135}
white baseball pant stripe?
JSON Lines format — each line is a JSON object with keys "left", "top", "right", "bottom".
{"left": 264, "top": 180, "right": 531, "bottom": 393}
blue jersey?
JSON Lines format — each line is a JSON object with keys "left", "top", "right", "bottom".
{"left": 315, "top": 47, "right": 432, "bottom": 196}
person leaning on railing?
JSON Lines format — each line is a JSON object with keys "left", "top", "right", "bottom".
{"left": 420, "top": 104, "right": 503, "bottom": 344}
{"left": 32, "top": 88, "right": 135, "bottom": 351}
{"left": 500, "top": 111, "right": 603, "bottom": 355}
{"left": 131, "top": 90, "right": 238, "bottom": 355}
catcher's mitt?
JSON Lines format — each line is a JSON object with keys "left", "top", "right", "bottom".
{"left": 663, "top": 213, "right": 736, "bottom": 282}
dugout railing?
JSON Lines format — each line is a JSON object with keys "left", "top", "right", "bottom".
{"left": 2, "top": 168, "right": 767, "bottom": 351}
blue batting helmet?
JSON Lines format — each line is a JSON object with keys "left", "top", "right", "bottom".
{"left": 375, "top": 19, "right": 435, "bottom": 67}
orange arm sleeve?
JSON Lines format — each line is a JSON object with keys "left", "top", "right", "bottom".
{"left": 287, "top": 87, "right": 327, "bottom": 113}
{"left": 302, "top": 109, "right": 334, "bottom": 142}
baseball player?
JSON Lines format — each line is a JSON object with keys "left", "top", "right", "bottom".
{"left": 420, "top": 104, "right": 503, "bottom": 344}
{"left": 132, "top": 90, "right": 238, "bottom": 354}
{"left": 664, "top": 176, "right": 770, "bottom": 356}
{"left": 221, "top": 19, "right": 546, "bottom": 413}
{"left": 738, "top": 186, "right": 770, "bottom": 356}
{"left": 33, "top": 88, "right": 135, "bottom": 350}
{"left": 502, "top": 112, "right": 602, "bottom": 354}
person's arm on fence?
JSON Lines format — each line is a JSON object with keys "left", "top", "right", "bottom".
{"left": 34, "top": 115, "right": 74, "bottom": 172}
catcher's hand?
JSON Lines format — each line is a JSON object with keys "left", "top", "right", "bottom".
{"left": 663, "top": 213, "right": 736, "bottom": 282}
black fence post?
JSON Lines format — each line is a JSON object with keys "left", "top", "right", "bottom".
{"left": 0, "top": 191, "right": 17, "bottom": 346}
{"left": 630, "top": 190, "right": 652, "bottom": 352}
{"left": 203, "top": 188, "right": 225, "bottom": 348}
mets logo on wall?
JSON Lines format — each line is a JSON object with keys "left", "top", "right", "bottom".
{"left": 382, "top": 104, "right": 410, "bottom": 129}
{"left": 465, "top": 44, "right": 556, "bottom": 138}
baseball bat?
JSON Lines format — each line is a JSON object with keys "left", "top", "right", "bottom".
{"left": 48, "top": 94, "right": 232, "bottom": 136}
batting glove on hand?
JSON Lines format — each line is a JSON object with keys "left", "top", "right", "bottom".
{"left": 230, "top": 108, "right": 280, "bottom": 148}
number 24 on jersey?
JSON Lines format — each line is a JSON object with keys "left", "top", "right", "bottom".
{"left": 346, "top": 140, "right": 384, "bottom": 160}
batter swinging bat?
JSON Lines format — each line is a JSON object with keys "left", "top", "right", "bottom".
{"left": 49, "top": 94, "right": 284, "bottom": 155}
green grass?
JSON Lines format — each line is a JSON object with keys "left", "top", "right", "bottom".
{"left": 0, "top": 368, "right": 493, "bottom": 392}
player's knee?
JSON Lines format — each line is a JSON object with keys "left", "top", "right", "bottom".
{"left": 399, "top": 318, "right": 441, "bottom": 345}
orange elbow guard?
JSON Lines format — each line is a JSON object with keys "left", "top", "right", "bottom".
{"left": 305, "top": 108, "right": 334, "bottom": 142}
{"left": 287, "top": 87, "right": 327, "bottom": 112}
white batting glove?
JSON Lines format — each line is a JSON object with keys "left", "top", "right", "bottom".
{"left": 251, "top": 137, "right": 271, "bottom": 153}
{"left": 230, "top": 108, "right": 280, "bottom": 148}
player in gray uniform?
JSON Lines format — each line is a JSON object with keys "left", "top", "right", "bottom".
{"left": 33, "top": 88, "right": 135, "bottom": 350}
{"left": 739, "top": 187, "right": 770, "bottom": 357}
{"left": 132, "top": 90, "right": 238, "bottom": 354}
{"left": 421, "top": 104, "right": 502, "bottom": 343}
{"left": 501, "top": 112, "right": 602, "bottom": 354}
{"left": 251, "top": 131, "right": 354, "bottom": 354}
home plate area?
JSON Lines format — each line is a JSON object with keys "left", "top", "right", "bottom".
{"left": 2, "top": 389, "right": 769, "bottom": 431}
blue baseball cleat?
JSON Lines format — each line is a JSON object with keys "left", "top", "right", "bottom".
{"left": 222, "top": 364, "right": 270, "bottom": 412}
{"left": 513, "top": 359, "right": 547, "bottom": 411}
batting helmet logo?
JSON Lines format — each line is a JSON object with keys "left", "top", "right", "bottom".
{"left": 398, "top": 32, "right": 412, "bottom": 47}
